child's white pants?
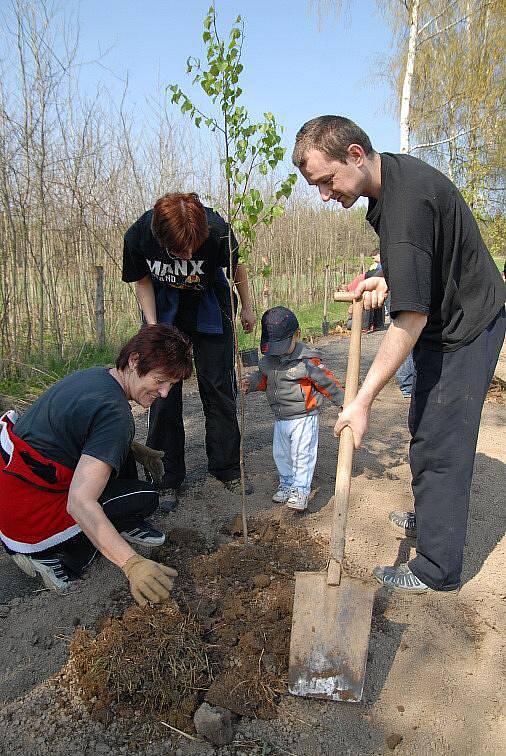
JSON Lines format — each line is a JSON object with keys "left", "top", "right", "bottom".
{"left": 272, "top": 414, "right": 319, "bottom": 495}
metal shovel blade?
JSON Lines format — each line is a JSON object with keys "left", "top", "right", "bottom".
{"left": 288, "top": 570, "right": 375, "bottom": 702}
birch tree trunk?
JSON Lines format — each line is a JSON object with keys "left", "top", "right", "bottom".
{"left": 399, "top": 0, "right": 420, "bottom": 153}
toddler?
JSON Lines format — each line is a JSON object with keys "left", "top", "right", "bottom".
{"left": 242, "top": 306, "right": 344, "bottom": 511}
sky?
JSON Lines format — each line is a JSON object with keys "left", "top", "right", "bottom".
{"left": 69, "top": 0, "right": 400, "bottom": 157}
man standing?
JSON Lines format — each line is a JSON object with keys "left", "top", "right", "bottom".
{"left": 293, "top": 115, "right": 505, "bottom": 594}
{"left": 123, "top": 193, "right": 255, "bottom": 509}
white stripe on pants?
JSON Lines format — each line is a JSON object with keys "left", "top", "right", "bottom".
{"left": 273, "top": 414, "right": 319, "bottom": 495}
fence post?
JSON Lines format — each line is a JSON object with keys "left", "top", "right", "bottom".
{"left": 322, "top": 264, "right": 330, "bottom": 336}
{"left": 95, "top": 265, "right": 105, "bottom": 348}
{"left": 261, "top": 256, "right": 270, "bottom": 310}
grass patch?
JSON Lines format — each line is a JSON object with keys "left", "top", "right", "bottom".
{"left": 237, "top": 300, "right": 349, "bottom": 351}
{"left": 0, "top": 341, "right": 125, "bottom": 405}
{"left": 492, "top": 256, "right": 504, "bottom": 273}
{"left": 1, "top": 301, "right": 350, "bottom": 405}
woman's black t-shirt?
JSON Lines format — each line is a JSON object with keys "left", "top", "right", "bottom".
{"left": 14, "top": 367, "right": 134, "bottom": 473}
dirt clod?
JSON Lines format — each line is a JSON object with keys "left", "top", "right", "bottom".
{"left": 487, "top": 375, "right": 505, "bottom": 403}
{"left": 223, "top": 515, "right": 244, "bottom": 536}
{"left": 386, "top": 733, "right": 403, "bottom": 750}
{"left": 252, "top": 574, "right": 270, "bottom": 588}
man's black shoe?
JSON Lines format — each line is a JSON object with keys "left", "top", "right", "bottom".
{"left": 158, "top": 487, "right": 179, "bottom": 513}
{"left": 222, "top": 477, "right": 253, "bottom": 495}
{"left": 373, "top": 564, "right": 429, "bottom": 594}
{"left": 155, "top": 477, "right": 189, "bottom": 512}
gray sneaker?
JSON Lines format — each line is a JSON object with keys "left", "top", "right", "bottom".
{"left": 120, "top": 519, "right": 165, "bottom": 546}
{"left": 389, "top": 510, "right": 417, "bottom": 538}
{"left": 373, "top": 564, "right": 429, "bottom": 594}
{"left": 12, "top": 553, "right": 77, "bottom": 592}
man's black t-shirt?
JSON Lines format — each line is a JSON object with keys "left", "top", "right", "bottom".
{"left": 13, "top": 367, "right": 135, "bottom": 472}
{"left": 366, "top": 153, "right": 505, "bottom": 351}
{"left": 122, "top": 206, "right": 239, "bottom": 323}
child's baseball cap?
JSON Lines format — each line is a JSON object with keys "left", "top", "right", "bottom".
{"left": 260, "top": 306, "right": 299, "bottom": 355}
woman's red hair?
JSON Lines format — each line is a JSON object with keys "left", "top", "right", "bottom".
{"left": 116, "top": 324, "right": 193, "bottom": 381}
{"left": 151, "top": 192, "right": 209, "bottom": 258}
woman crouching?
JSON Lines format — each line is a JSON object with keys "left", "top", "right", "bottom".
{"left": 0, "top": 325, "right": 192, "bottom": 606}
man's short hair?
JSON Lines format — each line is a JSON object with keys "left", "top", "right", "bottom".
{"left": 292, "top": 116, "right": 374, "bottom": 167}
{"left": 151, "top": 192, "right": 209, "bottom": 258}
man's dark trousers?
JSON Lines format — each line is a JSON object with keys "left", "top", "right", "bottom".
{"left": 146, "top": 310, "right": 241, "bottom": 488}
{"left": 408, "top": 307, "right": 505, "bottom": 590}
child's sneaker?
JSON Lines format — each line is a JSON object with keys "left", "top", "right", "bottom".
{"left": 286, "top": 489, "right": 309, "bottom": 512}
{"left": 272, "top": 485, "right": 291, "bottom": 503}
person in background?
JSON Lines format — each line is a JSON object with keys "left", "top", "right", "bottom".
{"left": 395, "top": 351, "right": 414, "bottom": 399}
{"left": 242, "top": 307, "right": 344, "bottom": 512}
{"left": 344, "top": 250, "right": 385, "bottom": 333}
{"left": 0, "top": 325, "right": 192, "bottom": 605}
{"left": 363, "top": 249, "right": 385, "bottom": 333}
{"left": 123, "top": 192, "right": 256, "bottom": 510}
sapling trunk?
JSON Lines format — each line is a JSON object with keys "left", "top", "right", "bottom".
{"left": 224, "top": 114, "right": 248, "bottom": 545}
{"left": 169, "top": 7, "right": 297, "bottom": 549}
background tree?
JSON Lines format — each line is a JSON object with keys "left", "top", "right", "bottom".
{"left": 0, "top": 0, "right": 388, "bottom": 397}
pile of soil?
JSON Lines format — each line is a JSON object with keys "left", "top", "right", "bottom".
{"left": 66, "top": 518, "right": 327, "bottom": 732}
{"left": 66, "top": 603, "right": 211, "bottom": 731}
{"left": 187, "top": 519, "right": 327, "bottom": 719}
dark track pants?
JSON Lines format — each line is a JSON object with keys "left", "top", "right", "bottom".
{"left": 408, "top": 308, "right": 505, "bottom": 590}
{"left": 4, "top": 452, "right": 159, "bottom": 575}
{"left": 146, "top": 314, "right": 240, "bottom": 488}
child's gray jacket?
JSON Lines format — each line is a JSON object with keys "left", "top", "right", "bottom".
{"left": 247, "top": 341, "right": 344, "bottom": 420}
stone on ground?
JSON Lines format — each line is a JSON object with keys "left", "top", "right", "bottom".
{"left": 193, "top": 702, "right": 236, "bottom": 745}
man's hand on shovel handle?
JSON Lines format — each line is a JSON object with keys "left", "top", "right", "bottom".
{"left": 334, "top": 398, "right": 371, "bottom": 448}
{"left": 355, "top": 276, "right": 388, "bottom": 310}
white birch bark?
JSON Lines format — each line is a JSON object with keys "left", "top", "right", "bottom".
{"left": 399, "top": 0, "right": 420, "bottom": 153}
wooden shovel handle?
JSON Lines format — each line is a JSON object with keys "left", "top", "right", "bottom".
{"left": 328, "top": 297, "right": 363, "bottom": 580}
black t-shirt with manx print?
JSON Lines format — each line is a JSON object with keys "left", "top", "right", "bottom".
{"left": 366, "top": 153, "right": 505, "bottom": 351}
{"left": 122, "top": 206, "right": 239, "bottom": 318}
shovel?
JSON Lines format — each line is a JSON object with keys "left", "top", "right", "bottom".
{"left": 288, "top": 294, "right": 375, "bottom": 702}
